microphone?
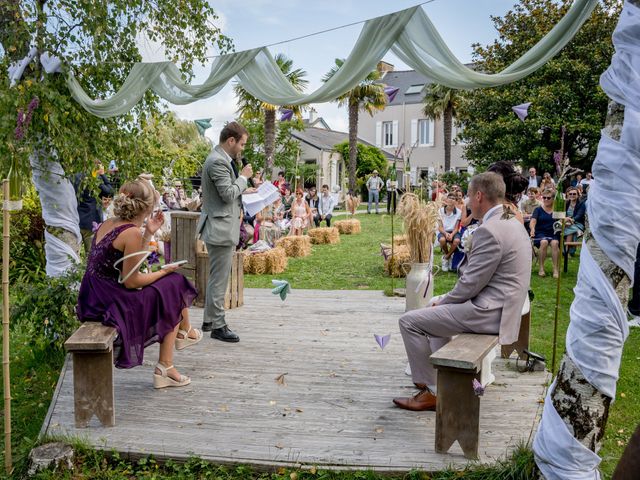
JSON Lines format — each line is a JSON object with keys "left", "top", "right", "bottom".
{"left": 241, "top": 157, "right": 255, "bottom": 187}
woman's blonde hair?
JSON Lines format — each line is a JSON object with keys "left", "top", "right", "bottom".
{"left": 112, "top": 179, "right": 156, "bottom": 221}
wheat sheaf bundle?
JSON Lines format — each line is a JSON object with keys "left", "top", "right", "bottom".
{"left": 396, "top": 193, "right": 441, "bottom": 264}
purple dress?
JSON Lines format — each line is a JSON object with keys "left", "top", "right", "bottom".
{"left": 77, "top": 224, "right": 197, "bottom": 368}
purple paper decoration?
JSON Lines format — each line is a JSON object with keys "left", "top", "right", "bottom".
{"left": 384, "top": 86, "right": 399, "bottom": 103}
{"left": 472, "top": 378, "right": 485, "bottom": 396}
{"left": 374, "top": 333, "right": 391, "bottom": 350}
{"left": 280, "top": 109, "right": 293, "bottom": 122}
{"left": 511, "top": 102, "right": 532, "bottom": 121}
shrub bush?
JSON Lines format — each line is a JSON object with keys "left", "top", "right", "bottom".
{"left": 11, "top": 264, "right": 83, "bottom": 350}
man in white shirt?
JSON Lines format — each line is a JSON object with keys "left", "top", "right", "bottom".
{"left": 366, "top": 170, "right": 384, "bottom": 214}
{"left": 314, "top": 184, "right": 336, "bottom": 227}
{"left": 527, "top": 167, "right": 541, "bottom": 188}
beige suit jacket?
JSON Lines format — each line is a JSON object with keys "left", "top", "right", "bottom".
{"left": 439, "top": 206, "right": 532, "bottom": 344}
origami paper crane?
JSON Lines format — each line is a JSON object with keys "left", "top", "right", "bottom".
{"left": 511, "top": 102, "right": 531, "bottom": 121}
{"left": 271, "top": 279, "right": 291, "bottom": 301}
{"left": 280, "top": 109, "right": 294, "bottom": 122}
{"left": 374, "top": 333, "right": 391, "bottom": 350}
{"left": 472, "top": 378, "right": 485, "bottom": 396}
{"left": 384, "top": 86, "right": 400, "bottom": 103}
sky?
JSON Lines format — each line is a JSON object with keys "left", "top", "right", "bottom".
{"left": 142, "top": 0, "right": 518, "bottom": 142}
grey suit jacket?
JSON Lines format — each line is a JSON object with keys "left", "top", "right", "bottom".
{"left": 197, "top": 145, "right": 248, "bottom": 246}
{"left": 439, "top": 206, "right": 532, "bottom": 344}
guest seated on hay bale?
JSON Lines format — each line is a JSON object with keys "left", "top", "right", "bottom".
{"left": 289, "top": 188, "right": 312, "bottom": 236}
{"left": 282, "top": 186, "right": 294, "bottom": 219}
{"left": 253, "top": 203, "right": 282, "bottom": 246}
{"left": 314, "top": 184, "right": 336, "bottom": 227}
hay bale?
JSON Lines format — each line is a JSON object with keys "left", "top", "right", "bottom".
{"left": 308, "top": 227, "right": 340, "bottom": 245}
{"left": 384, "top": 245, "right": 411, "bottom": 278}
{"left": 243, "top": 247, "right": 287, "bottom": 274}
{"left": 393, "top": 235, "right": 407, "bottom": 246}
{"left": 264, "top": 247, "right": 287, "bottom": 273}
{"left": 275, "top": 235, "right": 312, "bottom": 257}
{"left": 335, "top": 219, "right": 361, "bottom": 234}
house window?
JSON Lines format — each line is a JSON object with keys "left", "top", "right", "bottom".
{"left": 418, "top": 119, "right": 433, "bottom": 146}
{"left": 405, "top": 84, "right": 424, "bottom": 95}
{"left": 383, "top": 121, "right": 394, "bottom": 147}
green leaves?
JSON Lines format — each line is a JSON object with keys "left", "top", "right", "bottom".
{"left": 457, "top": 0, "right": 620, "bottom": 172}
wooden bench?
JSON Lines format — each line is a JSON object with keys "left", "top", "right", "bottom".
{"left": 64, "top": 322, "right": 118, "bottom": 428}
{"left": 431, "top": 334, "right": 498, "bottom": 460}
{"left": 563, "top": 240, "right": 582, "bottom": 273}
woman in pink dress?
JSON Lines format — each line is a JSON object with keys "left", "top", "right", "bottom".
{"left": 289, "top": 188, "right": 312, "bottom": 236}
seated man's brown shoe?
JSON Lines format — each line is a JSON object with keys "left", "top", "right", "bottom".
{"left": 393, "top": 389, "right": 437, "bottom": 411}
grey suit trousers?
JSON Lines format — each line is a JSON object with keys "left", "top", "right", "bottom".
{"left": 399, "top": 300, "right": 501, "bottom": 387}
{"left": 204, "top": 243, "right": 235, "bottom": 329}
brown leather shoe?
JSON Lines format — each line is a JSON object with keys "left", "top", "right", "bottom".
{"left": 393, "top": 389, "right": 437, "bottom": 411}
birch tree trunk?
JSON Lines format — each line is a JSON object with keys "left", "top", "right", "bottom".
{"left": 534, "top": 2, "right": 640, "bottom": 477}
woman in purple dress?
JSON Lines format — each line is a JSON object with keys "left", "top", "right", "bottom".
{"left": 77, "top": 179, "right": 201, "bottom": 388}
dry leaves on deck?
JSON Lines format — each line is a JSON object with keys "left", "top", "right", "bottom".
{"left": 275, "top": 373, "right": 288, "bottom": 386}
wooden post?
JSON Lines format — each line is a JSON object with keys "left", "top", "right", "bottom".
{"left": 2, "top": 180, "right": 12, "bottom": 473}
{"left": 552, "top": 219, "right": 566, "bottom": 375}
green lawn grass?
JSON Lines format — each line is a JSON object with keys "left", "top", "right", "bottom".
{"left": 2, "top": 212, "right": 637, "bottom": 478}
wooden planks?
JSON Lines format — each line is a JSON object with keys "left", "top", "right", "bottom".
{"left": 430, "top": 334, "right": 499, "bottom": 372}
{"left": 44, "top": 289, "right": 549, "bottom": 472}
{"left": 64, "top": 323, "right": 117, "bottom": 352}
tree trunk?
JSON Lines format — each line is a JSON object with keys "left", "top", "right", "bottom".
{"left": 348, "top": 103, "right": 359, "bottom": 194}
{"left": 264, "top": 108, "right": 276, "bottom": 179}
{"left": 534, "top": 1, "right": 639, "bottom": 474}
{"left": 443, "top": 106, "right": 452, "bottom": 172}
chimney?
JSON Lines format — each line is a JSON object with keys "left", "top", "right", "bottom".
{"left": 309, "top": 107, "right": 317, "bottom": 123}
{"left": 377, "top": 61, "right": 394, "bottom": 74}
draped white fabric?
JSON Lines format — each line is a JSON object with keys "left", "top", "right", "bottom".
{"left": 533, "top": 1, "right": 640, "bottom": 477}
{"left": 64, "top": 0, "right": 598, "bottom": 118}
{"left": 29, "top": 155, "right": 81, "bottom": 277}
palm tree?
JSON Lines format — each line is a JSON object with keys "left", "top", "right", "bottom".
{"left": 322, "top": 59, "right": 386, "bottom": 193}
{"left": 234, "top": 53, "right": 308, "bottom": 178}
{"left": 423, "top": 84, "right": 460, "bottom": 172}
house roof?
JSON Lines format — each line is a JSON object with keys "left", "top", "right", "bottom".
{"left": 380, "top": 70, "right": 431, "bottom": 106}
{"left": 302, "top": 117, "right": 331, "bottom": 130}
{"left": 291, "top": 127, "right": 395, "bottom": 159}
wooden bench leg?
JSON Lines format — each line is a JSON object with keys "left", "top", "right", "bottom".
{"left": 435, "top": 368, "right": 480, "bottom": 460}
{"left": 72, "top": 351, "right": 115, "bottom": 428}
{"left": 501, "top": 311, "right": 530, "bottom": 360}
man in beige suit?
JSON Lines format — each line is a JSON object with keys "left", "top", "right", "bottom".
{"left": 197, "top": 122, "right": 255, "bottom": 342}
{"left": 394, "top": 172, "right": 531, "bottom": 411}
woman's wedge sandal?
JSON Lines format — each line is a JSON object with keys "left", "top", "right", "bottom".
{"left": 175, "top": 327, "right": 203, "bottom": 351}
{"left": 153, "top": 363, "right": 191, "bottom": 389}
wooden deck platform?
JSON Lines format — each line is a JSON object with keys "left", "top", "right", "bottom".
{"left": 42, "top": 289, "right": 549, "bottom": 472}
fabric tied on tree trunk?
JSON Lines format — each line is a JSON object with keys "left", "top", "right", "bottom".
{"left": 534, "top": 2, "right": 640, "bottom": 477}
{"left": 534, "top": 379, "right": 602, "bottom": 480}
{"left": 30, "top": 155, "right": 81, "bottom": 277}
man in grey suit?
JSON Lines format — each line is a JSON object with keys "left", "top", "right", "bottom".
{"left": 197, "top": 122, "right": 255, "bottom": 342}
{"left": 394, "top": 172, "right": 531, "bottom": 410}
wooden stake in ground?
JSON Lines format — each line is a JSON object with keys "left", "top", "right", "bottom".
{"left": 2, "top": 179, "right": 12, "bottom": 474}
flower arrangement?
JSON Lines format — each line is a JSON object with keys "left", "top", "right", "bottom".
{"left": 396, "top": 193, "right": 441, "bottom": 264}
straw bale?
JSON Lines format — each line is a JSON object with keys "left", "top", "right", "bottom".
{"left": 393, "top": 235, "right": 407, "bottom": 247}
{"left": 384, "top": 245, "right": 411, "bottom": 278}
{"left": 335, "top": 219, "right": 361, "bottom": 234}
{"left": 243, "top": 247, "right": 287, "bottom": 274}
{"left": 276, "top": 235, "right": 312, "bottom": 257}
{"left": 308, "top": 227, "right": 340, "bottom": 245}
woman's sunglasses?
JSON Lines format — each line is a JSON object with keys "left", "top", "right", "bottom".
{"left": 542, "top": 196, "right": 552, "bottom": 200}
